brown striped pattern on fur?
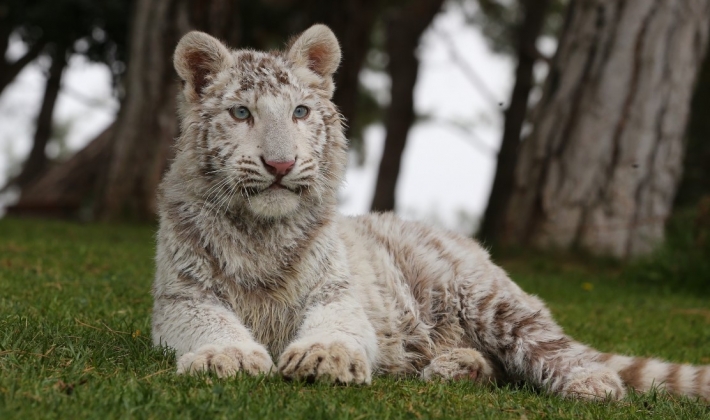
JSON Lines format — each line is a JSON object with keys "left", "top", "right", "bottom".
{"left": 598, "top": 353, "right": 710, "bottom": 399}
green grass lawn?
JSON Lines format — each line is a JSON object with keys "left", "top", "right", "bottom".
{"left": 1, "top": 217, "right": 710, "bottom": 419}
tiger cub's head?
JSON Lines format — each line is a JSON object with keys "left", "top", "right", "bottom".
{"left": 172, "top": 25, "right": 347, "bottom": 219}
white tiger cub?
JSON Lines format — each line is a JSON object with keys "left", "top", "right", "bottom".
{"left": 152, "top": 24, "right": 710, "bottom": 401}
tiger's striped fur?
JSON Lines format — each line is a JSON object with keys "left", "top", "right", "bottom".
{"left": 151, "top": 25, "right": 710, "bottom": 401}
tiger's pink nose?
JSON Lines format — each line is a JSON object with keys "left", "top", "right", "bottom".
{"left": 263, "top": 159, "right": 295, "bottom": 176}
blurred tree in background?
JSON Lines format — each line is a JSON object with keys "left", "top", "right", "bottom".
{"left": 0, "top": 2, "right": 46, "bottom": 96}
{"left": 499, "top": 0, "right": 710, "bottom": 258}
{"left": 370, "top": 0, "right": 445, "bottom": 212}
{"left": 370, "top": 0, "right": 569, "bottom": 215}
{"left": 476, "top": 0, "right": 553, "bottom": 245}
{"left": 0, "top": 0, "right": 129, "bottom": 94}
{"left": 1, "top": 0, "right": 130, "bottom": 190}
{"left": 3, "top": 0, "right": 710, "bottom": 259}
{"left": 7, "top": 0, "right": 402, "bottom": 220}
{"left": 96, "top": 0, "right": 406, "bottom": 220}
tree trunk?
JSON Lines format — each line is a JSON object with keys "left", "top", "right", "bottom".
{"left": 478, "top": 0, "right": 550, "bottom": 245}
{"left": 370, "top": 0, "right": 444, "bottom": 212}
{"left": 502, "top": 0, "right": 710, "bottom": 258}
{"left": 14, "top": 49, "right": 66, "bottom": 188}
{"left": 95, "top": 0, "right": 241, "bottom": 221}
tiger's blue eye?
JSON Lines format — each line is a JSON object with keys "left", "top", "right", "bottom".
{"left": 230, "top": 106, "right": 251, "bottom": 120}
{"left": 293, "top": 105, "right": 309, "bottom": 119}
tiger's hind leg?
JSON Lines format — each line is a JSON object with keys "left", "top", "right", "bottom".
{"left": 420, "top": 348, "right": 495, "bottom": 383}
{"left": 459, "top": 265, "right": 626, "bottom": 400}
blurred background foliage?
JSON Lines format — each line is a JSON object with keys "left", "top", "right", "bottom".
{"left": 1, "top": 0, "right": 709, "bottom": 264}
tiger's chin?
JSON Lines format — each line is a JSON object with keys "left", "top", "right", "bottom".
{"left": 247, "top": 188, "right": 301, "bottom": 219}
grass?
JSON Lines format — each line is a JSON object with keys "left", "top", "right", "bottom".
{"left": 1, "top": 216, "right": 710, "bottom": 419}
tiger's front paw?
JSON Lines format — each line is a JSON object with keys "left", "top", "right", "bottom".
{"left": 177, "top": 343, "right": 274, "bottom": 378}
{"left": 278, "top": 341, "right": 371, "bottom": 384}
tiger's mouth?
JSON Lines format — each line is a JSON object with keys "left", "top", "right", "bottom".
{"left": 265, "top": 180, "right": 300, "bottom": 194}
{"left": 242, "top": 182, "right": 302, "bottom": 196}
{"left": 268, "top": 182, "right": 287, "bottom": 190}
{"left": 242, "top": 180, "right": 308, "bottom": 197}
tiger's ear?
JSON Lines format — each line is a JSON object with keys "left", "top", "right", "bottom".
{"left": 174, "top": 31, "right": 233, "bottom": 101}
{"left": 287, "top": 24, "right": 341, "bottom": 97}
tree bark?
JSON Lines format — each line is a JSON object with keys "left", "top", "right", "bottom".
{"left": 501, "top": 0, "right": 710, "bottom": 258}
{"left": 370, "top": 0, "right": 444, "bottom": 212}
{"left": 14, "top": 49, "right": 66, "bottom": 188}
{"left": 94, "top": 0, "right": 182, "bottom": 221}
{"left": 478, "top": 0, "right": 550, "bottom": 245}
{"left": 95, "top": 0, "right": 241, "bottom": 221}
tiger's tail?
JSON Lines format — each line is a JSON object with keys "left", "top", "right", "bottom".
{"left": 597, "top": 353, "right": 710, "bottom": 400}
